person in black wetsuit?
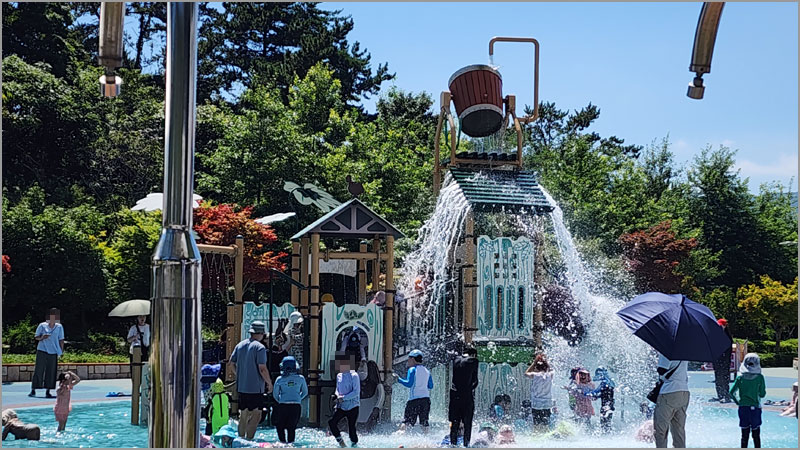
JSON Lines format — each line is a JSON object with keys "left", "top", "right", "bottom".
{"left": 449, "top": 345, "right": 479, "bottom": 447}
{"left": 712, "top": 318, "right": 733, "bottom": 402}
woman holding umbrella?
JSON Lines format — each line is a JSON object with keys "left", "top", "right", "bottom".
{"left": 617, "top": 292, "right": 733, "bottom": 449}
{"left": 127, "top": 315, "right": 150, "bottom": 361}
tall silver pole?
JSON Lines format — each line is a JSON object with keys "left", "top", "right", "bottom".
{"left": 149, "top": 3, "right": 201, "bottom": 448}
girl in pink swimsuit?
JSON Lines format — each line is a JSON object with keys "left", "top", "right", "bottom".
{"left": 54, "top": 370, "right": 80, "bottom": 431}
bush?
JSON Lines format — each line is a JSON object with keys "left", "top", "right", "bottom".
{"left": 71, "top": 332, "right": 126, "bottom": 355}
{"left": 2, "top": 352, "right": 129, "bottom": 364}
{"left": 3, "top": 316, "right": 37, "bottom": 354}
{"left": 759, "top": 352, "right": 795, "bottom": 368}
{"left": 735, "top": 338, "right": 798, "bottom": 354}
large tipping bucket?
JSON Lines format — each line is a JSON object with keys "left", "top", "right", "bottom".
{"left": 448, "top": 64, "right": 504, "bottom": 138}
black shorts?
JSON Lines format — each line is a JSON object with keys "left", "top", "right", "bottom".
{"left": 238, "top": 392, "right": 263, "bottom": 411}
{"left": 403, "top": 397, "right": 431, "bottom": 427}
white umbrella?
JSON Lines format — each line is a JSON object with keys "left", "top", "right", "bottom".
{"left": 131, "top": 193, "right": 203, "bottom": 212}
{"left": 254, "top": 212, "right": 296, "bottom": 225}
{"left": 108, "top": 299, "right": 151, "bottom": 317}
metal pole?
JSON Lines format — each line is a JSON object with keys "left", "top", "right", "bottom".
{"left": 150, "top": 3, "right": 200, "bottom": 448}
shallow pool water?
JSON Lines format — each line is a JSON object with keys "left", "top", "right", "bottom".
{"left": 2, "top": 399, "right": 797, "bottom": 448}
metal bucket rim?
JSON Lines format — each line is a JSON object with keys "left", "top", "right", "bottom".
{"left": 458, "top": 103, "right": 504, "bottom": 121}
{"left": 448, "top": 64, "right": 503, "bottom": 88}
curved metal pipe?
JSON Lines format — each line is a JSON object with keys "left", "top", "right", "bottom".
{"left": 489, "top": 36, "right": 540, "bottom": 123}
{"left": 688, "top": 2, "right": 725, "bottom": 99}
{"left": 98, "top": 2, "right": 125, "bottom": 97}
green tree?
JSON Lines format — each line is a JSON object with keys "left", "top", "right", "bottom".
{"left": 738, "top": 276, "right": 798, "bottom": 352}
{"left": 197, "top": 2, "right": 392, "bottom": 105}
{"left": 2, "top": 187, "right": 110, "bottom": 337}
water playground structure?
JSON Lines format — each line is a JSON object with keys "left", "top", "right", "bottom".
{"left": 90, "top": 2, "right": 747, "bottom": 448}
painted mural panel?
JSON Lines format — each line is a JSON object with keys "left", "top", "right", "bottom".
{"left": 476, "top": 236, "right": 535, "bottom": 339}
{"left": 241, "top": 302, "right": 297, "bottom": 339}
{"left": 476, "top": 362, "right": 532, "bottom": 419}
{"left": 320, "top": 303, "right": 384, "bottom": 381}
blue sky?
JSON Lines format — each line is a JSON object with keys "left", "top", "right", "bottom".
{"left": 321, "top": 2, "right": 798, "bottom": 192}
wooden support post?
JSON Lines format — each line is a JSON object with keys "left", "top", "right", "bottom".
{"left": 131, "top": 346, "right": 142, "bottom": 425}
{"left": 533, "top": 227, "right": 545, "bottom": 351}
{"left": 300, "top": 237, "right": 310, "bottom": 312}
{"left": 372, "top": 238, "right": 381, "bottom": 291}
{"left": 383, "top": 235, "right": 395, "bottom": 422}
{"left": 291, "top": 241, "right": 300, "bottom": 307}
{"left": 464, "top": 212, "right": 476, "bottom": 343}
{"left": 308, "top": 233, "right": 321, "bottom": 426}
{"left": 228, "top": 236, "right": 245, "bottom": 413}
{"left": 358, "top": 241, "right": 368, "bottom": 305}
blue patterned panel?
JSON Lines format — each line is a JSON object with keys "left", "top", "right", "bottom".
{"left": 476, "top": 236, "right": 535, "bottom": 340}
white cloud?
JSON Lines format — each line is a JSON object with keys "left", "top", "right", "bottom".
{"left": 736, "top": 154, "right": 798, "bottom": 178}
{"left": 721, "top": 139, "right": 735, "bottom": 148}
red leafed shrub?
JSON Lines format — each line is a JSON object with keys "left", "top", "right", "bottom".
{"left": 193, "top": 204, "right": 286, "bottom": 287}
{"left": 2, "top": 255, "right": 10, "bottom": 273}
{"left": 619, "top": 220, "right": 697, "bottom": 293}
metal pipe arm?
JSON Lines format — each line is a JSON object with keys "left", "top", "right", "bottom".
{"left": 489, "top": 36, "right": 540, "bottom": 123}
{"left": 687, "top": 2, "right": 725, "bottom": 99}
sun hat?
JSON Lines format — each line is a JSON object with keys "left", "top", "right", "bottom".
{"left": 409, "top": 349, "right": 423, "bottom": 358}
{"left": 281, "top": 356, "right": 298, "bottom": 373}
{"left": 248, "top": 321, "right": 266, "bottom": 334}
{"left": 739, "top": 353, "right": 762, "bottom": 377}
{"left": 213, "top": 424, "right": 238, "bottom": 439}
{"left": 211, "top": 378, "right": 225, "bottom": 394}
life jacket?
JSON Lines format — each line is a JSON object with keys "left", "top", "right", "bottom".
{"left": 208, "top": 392, "right": 230, "bottom": 435}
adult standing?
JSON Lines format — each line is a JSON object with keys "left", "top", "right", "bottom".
{"left": 712, "top": 318, "right": 733, "bottom": 402}
{"left": 524, "top": 353, "right": 555, "bottom": 433}
{"left": 127, "top": 315, "right": 150, "bottom": 362}
{"left": 653, "top": 353, "right": 689, "bottom": 448}
{"left": 449, "top": 345, "right": 479, "bottom": 447}
{"left": 29, "top": 308, "right": 64, "bottom": 398}
{"left": 230, "top": 321, "right": 273, "bottom": 440}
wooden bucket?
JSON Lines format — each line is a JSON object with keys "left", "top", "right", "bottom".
{"left": 448, "top": 65, "right": 504, "bottom": 138}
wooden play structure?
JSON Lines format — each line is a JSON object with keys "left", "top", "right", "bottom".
{"left": 289, "top": 198, "right": 403, "bottom": 427}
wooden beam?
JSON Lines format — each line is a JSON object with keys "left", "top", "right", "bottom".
{"left": 463, "top": 212, "right": 475, "bottom": 343}
{"left": 197, "top": 243, "right": 236, "bottom": 256}
{"left": 358, "top": 241, "right": 367, "bottom": 305}
{"left": 300, "top": 237, "right": 310, "bottom": 312}
{"left": 324, "top": 251, "right": 391, "bottom": 261}
{"left": 371, "top": 238, "right": 381, "bottom": 291}
{"left": 131, "top": 346, "right": 142, "bottom": 425}
{"left": 382, "top": 235, "right": 395, "bottom": 422}
{"left": 308, "top": 233, "right": 321, "bottom": 426}
{"left": 290, "top": 241, "right": 300, "bottom": 307}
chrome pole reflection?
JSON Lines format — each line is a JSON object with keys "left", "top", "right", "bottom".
{"left": 149, "top": 2, "right": 201, "bottom": 448}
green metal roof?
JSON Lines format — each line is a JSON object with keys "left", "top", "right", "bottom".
{"left": 450, "top": 168, "right": 554, "bottom": 213}
{"left": 291, "top": 198, "right": 404, "bottom": 240}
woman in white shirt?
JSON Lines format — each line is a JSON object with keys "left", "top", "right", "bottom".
{"left": 524, "top": 353, "right": 555, "bottom": 432}
{"left": 127, "top": 315, "right": 150, "bottom": 360}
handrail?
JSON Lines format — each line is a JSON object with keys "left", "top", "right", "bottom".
{"left": 489, "top": 36, "right": 540, "bottom": 123}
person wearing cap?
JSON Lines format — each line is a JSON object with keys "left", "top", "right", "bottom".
{"left": 397, "top": 349, "right": 434, "bottom": 434}
{"left": 712, "top": 318, "right": 734, "bottom": 403}
{"left": 730, "top": 353, "right": 767, "bottom": 448}
{"left": 449, "top": 345, "right": 479, "bottom": 446}
{"left": 230, "top": 320, "right": 273, "bottom": 440}
{"left": 272, "top": 356, "right": 307, "bottom": 444}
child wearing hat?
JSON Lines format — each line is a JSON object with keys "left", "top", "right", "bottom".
{"left": 397, "top": 349, "right": 434, "bottom": 434}
{"left": 730, "top": 353, "right": 767, "bottom": 448}
{"left": 206, "top": 378, "right": 231, "bottom": 436}
{"left": 272, "top": 356, "right": 307, "bottom": 444}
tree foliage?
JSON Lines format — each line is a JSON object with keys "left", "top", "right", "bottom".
{"left": 738, "top": 276, "right": 798, "bottom": 352}
{"left": 619, "top": 221, "right": 698, "bottom": 294}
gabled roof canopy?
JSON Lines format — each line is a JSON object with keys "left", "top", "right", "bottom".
{"left": 450, "top": 168, "right": 554, "bottom": 213}
{"left": 291, "top": 198, "right": 404, "bottom": 241}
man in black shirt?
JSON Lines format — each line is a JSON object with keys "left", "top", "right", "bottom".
{"left": 449, "top": 345, "right": 479, "bottom": 447}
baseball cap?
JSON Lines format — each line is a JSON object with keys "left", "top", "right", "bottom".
{"left": 409, "top": 349, "right": 423, "bottom": 358}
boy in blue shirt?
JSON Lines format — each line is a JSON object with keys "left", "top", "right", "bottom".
{"left": 397, "top": 349, "right": 434, "bottom": 434}
{"left": 329, "top": 352, "right": 360, "bottom": 447}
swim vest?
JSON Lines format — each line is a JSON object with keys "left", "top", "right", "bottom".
{"left": 208, "top": 379, "right": 230, "bottom": 435}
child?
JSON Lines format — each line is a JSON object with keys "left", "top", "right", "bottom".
{"left": 272, "top": 356, "right": 308, "bottom": 444}
{"left": 2, "top": 409, "right": 41, "bottom": 441}
{"left": 440, "top": 422, "right": 464, "bottom": 446}
{"left": 779, "top": 382, "right": 797, "bottom": 418}
{"left": 206, "top": 378, "right": 230, "bottom": 436}
{"left": 590, "top": 367, "right": 616, "bottom": 432}
{"left": 730, "top": 353, "right": 766, "bottom": 448}
{"left": 54, "top": 370, "right": 80, "bottom": 431}
{"left": 572, "top": 369, "right": 595, "bottom": 426}
{"left": 328, "top": 352, "right": 360, "bottom": 447}
{"left": 471, "top": 423, "right": 497, "bottom": 448}
{"left": 397, "top": 349, "right": 434, "bottom": 434}
{"left": 564, "top": 367, "right": 581, "bottom": 414}
{"left": 525, "top": 353, "right": 555, "bottom": 433}
{"left": 497, "top": 424, "right": 516, "bottom": 445}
